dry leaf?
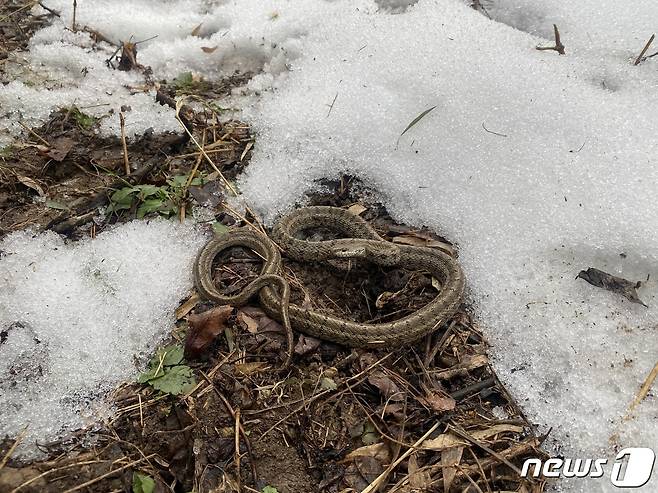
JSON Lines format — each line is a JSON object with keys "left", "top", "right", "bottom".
{"left": 441, "top": 446, "right": 463, "bottom": 493}
{"left": 175, "top": 292, "right": 199, "bottom": 320}
{"left": 421, "top": 392, "right": 456, "bottom": 412}
{"left": 368, "top": 371, "right": 403, "bottom": 400}
{"left": 294, "top": 334, "right": 321, "bottom": 355}
{"left": 408, "top": 453, "right": 432, "bottom": 491}
{"left": 16, "top": 175, "right": 44, "bottom": 196}
{"left": 235, "top": 361, "right": 269, "bottom": 375}
{"left": 343, "top": 442, "right": 391, "bottom": 462}
{"left": 185, "top": 305, "right": 233, "bottom": 359}
{"left": 422, "top": 424, "right": 523, "bottom": 451}
{"left": 191, "top": 22, "right": 203, "bottom": 36}
{"left": 434, "top": 354, "right": 489, "bottom": 380}
{"left": 577, "top": 267, "right": 647, "bottom": 306}
{"left": 375, "top": 290, "right": 399, "bottom": 309}
{"left": 347, "top": 203, "right": 367, "bottom": 216}
{"left": 46, "top": 137, "right": 75, "bottom": 162}
{"left": 237, "top": 310, "right": 259, "bottom": 334}
{"left": 201, "top": 45, "right": 218, "bottom": 53}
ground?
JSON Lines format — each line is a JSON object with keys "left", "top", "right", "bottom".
{"left": 0, "top": 3, "right": 551, "bottom": 493}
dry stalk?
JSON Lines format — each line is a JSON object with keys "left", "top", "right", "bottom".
{"left": 536, "top": 24, "right": 565, "bottom": 55}
{"left": 119, "top": 112, "right": 130, "bottom": 176}
{"left": 634, "top": 34, "right": 655, "bottom": 65}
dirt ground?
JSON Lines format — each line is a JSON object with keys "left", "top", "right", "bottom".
{"left": 0, "top": 4, "right": 550, "bottom": 493}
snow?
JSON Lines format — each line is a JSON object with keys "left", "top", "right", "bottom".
{"left": 0, "top": 220, "right": 205, "bottom": 458}
{"left": 0, "top": 0, "right": 320, "bottom": 144}
{"left": 0, "top": 0, "right": 656, "bottom": 490}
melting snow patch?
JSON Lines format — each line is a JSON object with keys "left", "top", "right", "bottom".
{"left": 0, "top": 0, "right": 326, "bottom": 144}
{"left": 0, "top": 220, "right": 205, "bottom": 458}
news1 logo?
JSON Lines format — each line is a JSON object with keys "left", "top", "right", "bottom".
{"left": 521, "top": 448, "right": 656, "bottom": 488}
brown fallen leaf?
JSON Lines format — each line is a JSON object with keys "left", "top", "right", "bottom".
{"left": 185, "top": 305, "right": 233, "bottom": 359}
{"left": 375, "top": 290, "right": 400, "bottom": 309}
{"left": 235, "top": 361, "right": 269, "bottom": 376}
{"left": 237, "top": 310, "right": 259, "bottom": 334}
{"left": 201, "top": 46, "right": 218, "bottom": 53}
{"left": 46, "top": 137, "right": 76, "bottom": 162}
{"left": 175, "top": 292, "right": 199, "bottom": 320}
{"left": 420, "top": 391, "right": 456, "bottom": 412}
{"left": 191, "top": 22, "right": 203, "bottom": 37}
{"left": 577, "top": 267, "right": 647, "bottom": 306}
{"left": 117, "top": 41, "right": 139, "bottom": 71}
{"left": 441, "top": 446, "right": 464, "bottom": 493}
{"left": 421, "top": 424, "right": 524, "bottom": 451}
{"left": 294, "top": 333, "right": 321, "bottom": 356}
{"left": 408, "top": 452, "right": 432, "bottom": 491}
{"left": 368, "top": 370, "right": 404, "bottom": 400}
{"left": 16, "top": 175, "right": 44, "bottom": 196}
{"left": 343, "top": 442, "right": 391, "bottom": 463}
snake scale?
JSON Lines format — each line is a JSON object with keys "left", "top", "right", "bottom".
{"left": 194, "top": 206, "right": 465, "bottom": 368}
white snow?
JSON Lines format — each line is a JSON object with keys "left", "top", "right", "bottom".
{"left": 0, "top": 220, "right": 205, "bottom": 458}
{"left": 0, "top": 0, "right": 656, "bottom": 490}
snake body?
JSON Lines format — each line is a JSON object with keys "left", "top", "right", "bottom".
{"left": 194, "top": 206, "right": 464, "bottom": 367}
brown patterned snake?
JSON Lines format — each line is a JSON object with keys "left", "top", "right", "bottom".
{"left": 194, "top": 206, "right": 465, "bottom": 368}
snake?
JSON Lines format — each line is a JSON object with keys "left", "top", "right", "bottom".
{"left": 194, "top": 206, "right": 465, "bottom": 369}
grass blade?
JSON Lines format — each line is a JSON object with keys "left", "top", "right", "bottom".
{"left": 397, "top": 105, "right": 437, "bottom": 145}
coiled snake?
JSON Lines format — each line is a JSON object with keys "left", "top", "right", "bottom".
{"left": 194, "top": 206, "right": 464, "bottom": 368}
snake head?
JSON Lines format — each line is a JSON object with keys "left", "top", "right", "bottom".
{"left": 330, "top": 240, "right": 401, "bottom": 267}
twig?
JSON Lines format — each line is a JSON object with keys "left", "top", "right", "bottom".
{"left": 627, "top": 360, "right": 658, "bottom": 413}
{"left": 71, "top": 0, "right": 77, "bottom": 32}
{"left": 235, "top": 408, "right": 242, "bottom": 493}
{"left": 0, "top": 426, "right": 28, "bottom": 470}
{"left": 326, "top": 92, "right": 338, "bottom": 117}
{"left": 361, "top": 421, "right": 442, "bottom": 493}
{"left": 536, "top": 24, "right": 565, "bottom": 55}
{"left": 634, "top": 34, "right": 655, "bottom": 65}
{"left": 10, "top": 460, "right": 112, "bottom": 492}
{"left": 481, "top": 122, "right": 507, "bottom": 138}
{"left": 119, "top": 112, "right": 130, "bottom": 176}
{"left": 199, "top": 370, "right": 258, "bottom": 484}
{"left": 61, "top": 454, "right": 156, "bottom": 493}
{"left": 446, "top": 424, "right": 527, "bottom": 479}
{"left": 17, "top": 121, "right": 50, "bottom": 147}
{"left": 38, "top": 2, "right": 61, "bottom": 17}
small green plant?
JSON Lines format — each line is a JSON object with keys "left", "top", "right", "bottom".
{"left": 262, "top": 487, "right": 279, "bottom": 493}
{"left": 132, "top": 472, "right": 155, "bottom": 493}
{"left": 0, "top": 145, "right": 14, "bottom": 159}
{"left": 138, "top": 344, "right": 195, "bottom": 395}
{"left": 107, "top": 174, "right": 205, "bottom": 218}
{"left": 172, "top": 71, "right": 208, "bottom": 93}
{"left": 69, "top": 106, "right": 98, "bottom": 130}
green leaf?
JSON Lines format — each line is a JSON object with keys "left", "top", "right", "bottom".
{"left": 132, "top": 472, "right": 155, "bottom": 493}
{"left": 45, "top": 200, "right": 69, "bottom": 210}
{"left": 111, "top": 187, "right": 137, "bottom": 204}
{"left": 135, "top": 184, "right": 161, "bottom": 199}
{"left": 320, "top": 377, "right": 337, "bottom": 391}
{"left": 159, "top": 345, "right": 184, "bottom": 366}
{"left": 149, "top": 365, "right": 195, "bottom": 395}
{"left": 361, "top": 421, "right": 379, "bottom": 445}
{"left": 397, "top": 105, "right": 437, "bottom": 144}
{"left": 173, "top": 72, "right": 194, "bottom": 90}
{"left": 136, "top": 198, "right": 165, "bottom": 218}
{"left": 262, "top": 487, "right": 279, "bottom": 493}
{"left": 212, "top": 222, "right": 230, "bottom": 235}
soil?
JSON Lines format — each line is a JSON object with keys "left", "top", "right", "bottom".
{"left": 0, "top": 6, "right": 549, "bottom": 493}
